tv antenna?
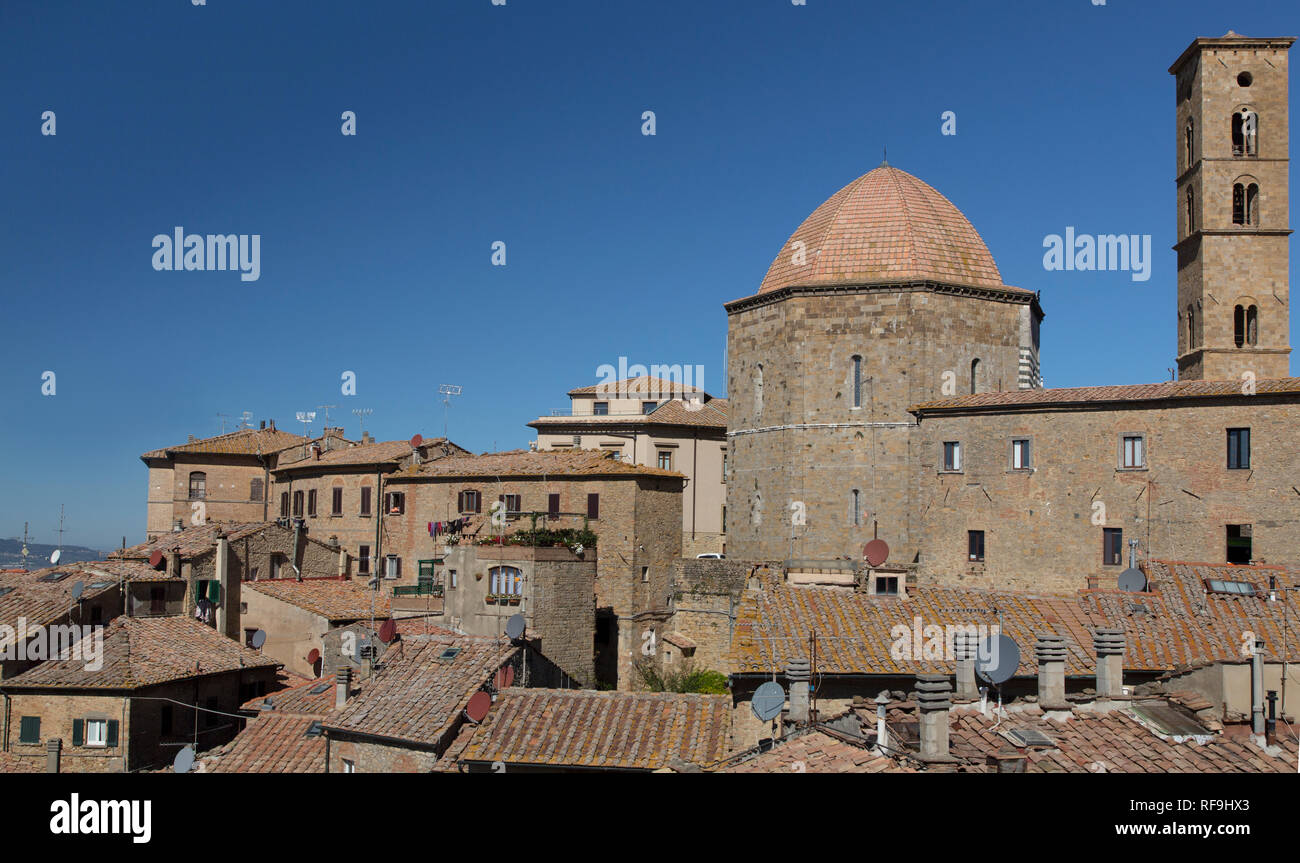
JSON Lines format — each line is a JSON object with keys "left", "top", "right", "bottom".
{"left": 20, "top": 522, "right": 30, "bottom": 571}
{"left": 216, "top": 413, "right": 233, "bottom": 434}
{"left": 352, "top": 407, "right": 373, "bottom": 439}
{"left": 317, "top": 404, "right": 338, "bottom": 429}
{"left": 438, "top": 384, "right": 462, "bottom": 443}
{"left": 295, "top": 411, "right": 317, "bottom": 438}
{"left": 237, "top": 411, "right": 254, "bottom": 430}
{"left": 55, "top": 504, "right": 65, "bottom": 559}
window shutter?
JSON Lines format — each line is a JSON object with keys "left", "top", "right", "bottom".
{"left": 548, "top": 494, "right": 560, "bottom": 516}
{"left": 19, "top": 716, "right": 40, "bottom": 744}
{"left": 106, "top": 720, "right": 119, "bottom": 747}
{"left": 396, "top": 558, "right": 402, "bottom": 578}
{"left": 587, "top": 493, "right": 599, "bottom": 519}
{"left": 208, "top": 581, "right": 221, "bottom": 604}
{"left": 457, "top": 491, "right": 464, "bottom": 512}
{"left": 72, "top": 719, "right": 84, "bottom": 747}
{"left": 475, "top": 493, "right": 482, "bottom": 514}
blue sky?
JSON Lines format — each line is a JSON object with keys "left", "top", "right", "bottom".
{"left": 1, "top": 0, "right": 1294, "bottom": 550}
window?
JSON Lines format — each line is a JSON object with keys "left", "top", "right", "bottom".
{"left": 342, "top": 759, "right": 356, "bottom": 773}
{"left": 722, "top": 452, "right": 728, "bottom": 482}
{"left": 331, "top": 487, "right": 343, "bottom": 516}
{"left": 875, "top": 575, "right": 899, "bottom": 596}
{"left": 85, "top": 719, "right": 108, "bottom": 747}
{"left": 307, "top": 489, "right": 317, "bottom": 517}
{"left": 188, "top": 472, "right": 207, "bottom": 500}
{"left": 360, "top": 486, "right": 372, "bottom": 516}
{"left": 548, "top": 493, "right": 560, "bottom": 517}
{"left": 490, "top": 566, "right": 523, "bottom": 595}
{"left": 851, "top": 355, "right": 863, "bottom": 408}
{"left": 358, "top": 545, "right": 370, "bottom": 575}
{"left": 292, "top": 490, "right": 304, "bottom": 517}
{"left": 18, "top": 716, "right": 40, "bottom": 745}
{"left": 244, "top": 628, "right": 257, "bottom": 647}
{"left": 448, "top": 569, "right": 458, "bottom": 589}
{"left": 1121, "top": 434, "right": 1145, "bottom": 469}
{"left": 1103, "top": 528, "right": 1123, "bottom": 566}
{"left": 161, "top": 705, "right": 173, "bottom": 736}
{"left": 721, "top": 505, "right": 726, "bottom": 534}
{"left": 499, "top": 494, "right": 521, "bottom": 515}
{"left": 1185, "top": 186, "right": 1195, "bottom": 234}
{"left": 593, "top": 401, "right": 609, "bottom": 416}
{"left": 1231, "top": 109, "right": 1257, "bottom": 156}
{"left": 642, "top": 401, "right": 657, "bottom": 414}
{"left": 1184, "top": 118, "right": 1194, "bottom": 170}
{"left": 967, "top": 530, "right": 985, "bottom": 563}
{"left": 1207, "top": 576, "right": 1256, "bottom": 595}
{"left": 1247, "top": 305, "right": 1258, "bottom": 346}
{"left": 1227, "top": 524, "right": 1252, "bottom": 564}
{"left": 1227, "top": 428, "right": 1251, "bottom": 469}
{"left": 1186, "top": 303, "right": 1195, "bottom": 348}
{"left": 657, "top": 450, "right": 673, "bottom": 471}
{"left": 942, "top": 441, "right": 962, "bottom": 472}
{"left": 271, "top": 553, "right": 286, "bottom": 579}
{"left": 970, "top": 359, "right": 980, "bottom": 395}
{"left": 1011, "top": 438, "right": 1031, "bottom": 470}
{"left": 641, "top": 566, "right": 650, "bottom": 584}
{"left": 249, "top": 477, "right": 264, "bottom": 502}
{"left": 587, "top": 493, "right": 600, "bottom": 520}
{"left": 851, "top": 489, "right": 861, "bottom": 526}
{"left": 1234, "top": 304, "right": 1259, "bottom": 347}
{"left": 754, "top": 363, "right": 763, "bottom": 417}
{"left": 1245, "top": 183, "right": 1259, "bottom": 225}
{"left": 458, "top": 490, "right": 481, "bottom": 514}
{"left": 150, "top": 586, "right": 166, "bottom": 615}
{"left": 385, "top": 492, "right": 405, "bottom": 515}
{"left": 384, "top": 555, "right": 401, "bottom": 580}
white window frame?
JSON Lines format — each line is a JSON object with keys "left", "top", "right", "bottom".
{"left": 942, "top": 441, "right": 963, "bottom": 472}
{"left": 1011, "top": 438, "right": 1031, "bottom": 470}
{"left": 85, "top": 719, "right": 108, "bottom": 748}
{"left": 1120, "top": 433, "right": 1146, "bottom": 470}
{"left": 384, "top": 555, "right": 400, "bottom": 580}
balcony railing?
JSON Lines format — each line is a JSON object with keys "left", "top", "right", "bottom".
{"left": 393, "top": 583, "right": 443, "bottom": 597}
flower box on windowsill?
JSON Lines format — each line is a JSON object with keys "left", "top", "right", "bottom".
{"left": 507, "top": 595, "right": 521, "bottom": 606}
{"left": 485, "top": 595, "right": 499, "bottom": 604}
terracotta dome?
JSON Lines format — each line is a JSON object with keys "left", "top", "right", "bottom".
{"left": 757, "top": 164, "right": 1004, "bottom": 294}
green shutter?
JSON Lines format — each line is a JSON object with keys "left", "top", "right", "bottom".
{"left": 106, "top": 720, "right": 119, "bottom": 747}
{"left": 208, "top": 580, "right": 221, "bottom": 604}
{"left": 193, "top": 580, "right": 204, "bottom": 603}
{"left": 72, "top": 719, "right": 84, "bottom": 747}
{"left": 18, "top": 716, "right": 40, "bottom": 744}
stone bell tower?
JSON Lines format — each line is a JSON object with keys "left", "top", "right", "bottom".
{"left": 1171, "top": 32, "right": 1293, "bottom": 381}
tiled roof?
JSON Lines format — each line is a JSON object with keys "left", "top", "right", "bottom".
{"left": 457, "top": 688, "right": 734, "bottom": 771}
{"left": 940, "top": 704, "right": 1296, "bottom": 773}
{"left": 243, "top": 578, "right": 391, "bottom": 623}
{"left": 568, "top": 376, "right": 707, "bottom": 397}
{"left": 323, "top": 635, "right": 516, "bottom": 748}
{"left": 730, "top": 561, "right": 1300, "bottom": 678}
{"left": 0, "top": 617, "right": 278, "bottom": 690}
{"left": 0, "top": 565, "right": 122, "bottom": 634}
{"left": 390, "top": 448, "right": 684, "bottom": 480}
{"left": 205, "top": 714, "right": 328, "bottom": 773}
{"left": 530, "top": 398, "right": 728, "bottom": 431}
{"left": 141, "top": 427, "right": 307, "bottom": 460}
{"left": 721, "top": 726, "right": 912, "bottom": 773}
{"left": 755, "top": 164, "right": 1010, "bottom": 296}
{"left": 113, "top": 522, "right": 270, "bottom": 561}
{"left": 240, "top": 673, "right": 340, "bottom": 716}
{"left": 911, "top": 377, "right": 1300, "bottom": 413}
{"left": 274, "top": 437, "right": 468, "bottom": 473}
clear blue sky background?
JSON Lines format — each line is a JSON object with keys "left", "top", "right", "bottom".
{"left": 1, "top": 0, "right": 1295, "bottom": 550}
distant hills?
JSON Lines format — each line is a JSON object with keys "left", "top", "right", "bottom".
{"left": 0, "top": 538, "right": 106, "bottom": 569}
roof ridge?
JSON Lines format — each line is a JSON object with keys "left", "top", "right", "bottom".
{"left": 880, "top": 166, "right": 922, "bottom": 278}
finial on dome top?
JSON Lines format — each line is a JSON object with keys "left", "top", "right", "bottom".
{"left": 881, "top": 146, "right": 888, "bottom": 167}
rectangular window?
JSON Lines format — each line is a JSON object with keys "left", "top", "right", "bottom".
{"left": 360, "top": 486, "right": 372, "bottom": 516}
{"left": 358, "top": 545, "right": 370, "bottom": 575}
{"left": 1227, "top": 524, "right": 1252, "bottom": 564}
{"left": 292, "top": 490, "right": 304, "bottom": 517}
{"left": 1227, "top": 428, "right": 1251, "bottom": 469}
{"left": 943, "top": 441, "right": 962, "bottom": 472}
{"left": 642, "top": 401, "right": 657, "bottom": 414}
{"left": 385, "top": 555, "right": 401, "bottom": 579}
{"left": 851, "top": 489, "right": 861, "bottom": 526}
{"left": 875, "top": 575, "right": 899, "bottom": 596}
{"left": 657, "top": 450, "right": 673, "bottom": 471}
{"left": 18, "top": 716, "right": 40, "bottom": 745}
{"left": 721, "top": 505, "right": 726, "bottom": 534}
{"left": 587, "top": 493, "right": 600, "bottom": 520}
{"left": 448, "top": 569, "right": 458, "bottom": 589}
{"left": 1103, "top": 527, "right": 1123, "bottom": 566}
{"left": 331, "top": 487, "right": 343, "bottom": 516}
{"left": 967, "top": 530, "right": 985, "bottom": 562}
{"left": 1011, "top": 438, "right": 1031, "bottom": 470}
{"left": 548, "top": 493, "right": 560, "bottom": 517}
{"left": 342, "top": 758, "right": 356, "bottom": 773}
{"left": 385, "top": 492, "right": 405, "bottom": 515}
{"left": 280, "top": 492, "right": 290, "bottom": 518}
{"left": 1122, "top": 434, "right": 1145, "bottom": 469}
{"left": 249, "top": 477, "right": 264, "bottom": 502}
{"left": 307, "top": 489, "right": 317, "bottom": 517}
{"left": 459, "top": 490, "right": 481, "bottom": 514}
{"left": 852, "top": 355, "right": 862, "bottom": 409}
{"left": 722, "top": 452, "right": 728, "bottom": 482}
{"left": 85, "top": 719, "right": 108, "bottom": 747}
{"left": 593, "top": 402, "right": 609, "bottom": 416}
{"left": 272, "top": 554, "right": 285, "bottom": 579}
{"left": 641, "top": 566, "right": 650, "bottom": 583}
{"left": 499, "top": 494, "right": 521, "bottom": 515}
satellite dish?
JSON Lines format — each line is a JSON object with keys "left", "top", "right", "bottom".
{"left": 465, "top": 691, "right": 492, "bottom": 722}
{"left": 505, "top": 614, "right": 526, "bottom": 641}
{"left": 493, "top": 665, "right": 516, "bottom": 689}
{"left": 409, "top": 434, "right": 423, "bottom": 448}
{"left": 148, "top": 549, "right": 165, "bottom": 569}
{"left": 1117, "top": 568, "right": 1147, "bottom": 592}
{"left": 173, "top": 745, "right": 195, "bottom": 774}
{"left": 250, "top": 629, "right": 267, "bottom": 650}
{"left": 70, "top": 581, "right": 85, "bottom": 602}
{"left": 751, "top": 681, "right": 786, "bottom": 722}
{"left": 307, "top": 648, "right": 321, "bottom": 665}
{"left": 49, "top": 549, "right": 61, "bottom": 565}
{"left": 378, "top": 619, "right": 397, "bottom": 644}
{"left": 975, "top": 634, "right": 1021, "bottom": 685}
{"left": 863, "top": 539, "right": 889, "bottom": 568}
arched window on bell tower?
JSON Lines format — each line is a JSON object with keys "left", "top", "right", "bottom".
{"left": 754, "top": 363, "right": 763, "bottom": 418}
{"left": 1185, "top": 186, "right": 1195, "bottom": 235}
{"left": 1231, "top": 109, "right": 1258, "bottom": 157}
{"left": 1247, "top": 305, "right": 1258, "bottom": 346}
{"left": 1187, "top": 303, "right": 1196, "bottom": 348}
{"left": 1184, "top": 119, "right": 1194, "bottom": 170}
{"left": 1246, "top": 183, "right": 1259, "bottom": 225}
{"left": 970, "top": 358, "right": 980, "bottom": 395}
{"left": 1234, "top": 305, "right": 1246, "bottom": 347}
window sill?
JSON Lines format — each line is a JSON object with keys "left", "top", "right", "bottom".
{"left": 1006, "top": 468, "right": 1035, "bottom": 474}
{"left": 1116, "top": 466, "right": 1148, "bottom": 472}
{"left": 938, "top": 470, "right": 964, "bottom": 476}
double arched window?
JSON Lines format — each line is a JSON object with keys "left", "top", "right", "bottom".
{"left": 1231, "top": 109, "right": 1258, "bottom": 157}
{"left": 1234, "top": 305, "right": 1259, "bottom": 348}
{"left": 1232, "top": 182, "right": 1260, "bottom": 226}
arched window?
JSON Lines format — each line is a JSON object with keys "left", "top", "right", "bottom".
{"left": 1184, "top": 119, "right": 1194, "bottom": 169}
{"left": 1234, "top": 305, "right": 1246, "bottom": 347}
{"left": 851, "top": 489, "right": 861, "bottom": 526}
{"left": 1246, "top": 183, "right": 1259, "bottom": 225}
{"left": 489, "top": 566, "right": 523, "bottom": 596}
{"left": 1231, "top": 109, "right": 1258, "bottom": 156}
{"left": 1187, "top": 304, "right": 1196, "bottom": 348}
{"left": 1247, "top": 305, "right": 1258, "bottom": 346}
{"left": 188, "top": 472, "right": 206, "bottom": 500}
{"left": 1233, "top": 183, "right": 1245, "bottom": 224}
{"left": 970, "top": 359, "right": 980, "bottom": 395}
{"left": 1185, "top": 186, "right": 1195, "bottom": 234}
{"left": 754, "top": 364, "right": 764, "bottom": 417}
{"left": 851, "top": 355, "right": 862, "bottom": 408}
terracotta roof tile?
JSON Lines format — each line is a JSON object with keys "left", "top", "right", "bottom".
{"left": 273, "top": 437, "right": 468, "bottom": 473}
{"left": 567, "top": 376, "right": 707, "bottom": 397}
{"left": 911, "top": 377, "right": 1300, "bottom": 413}
{"left": 141, "top": 427, "right": 307, "bottom": 460}
{"left": 390, "top": 448, "right": 683, "bottom": 480}
{"left": 205, "top": 714, "right": 328, "bottom": 773}
{"left": 722, "top": 726, "right": 913, "bottom": 773}
{"left": 243, "top": 578, "right": 391, "bottom": 623}
{"left": 112, "top": 522, "right": 271, "bottom": 561}
{"left": 0, "top": 564, "right": 126, "bottom": 634}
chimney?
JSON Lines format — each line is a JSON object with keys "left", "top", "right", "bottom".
{"left": 335, "top": 667, "right": 352, "bottom": 711}
{"left": 45, "top": 739, "right": 61, "bottom": 774}
{"left": 187, "top": 434, "right": 196, "bottom": 443}
{"left": 362, "top": 431, "right": 372, "bottom": 444}
{"left": 953, "top": 631, "right": 979, "bottom": 701}
{"left": 987, "top": 748, "right": 1027, "bottom": 773}
{"left": 1265, "top": 690, "right": 1279, "bottom": 746}
{"left": 260, "top": 420, "right": 266, "bottom": 430}
{"left": 1251, "top": 639, "right": 1266, "bottom": 740}
{"left": 1035, "top": 633, "right": 1070, "bottom": 710}
{"left": 312, "top": 443, "right": 321, "bottom": 460}
{"left": 915, "top": 674, "right": 954, "bottom": 762}
{"left": 167, "top": 550, "right": 181, "bottom": 579}
{"left": 786, "top": 657, "right": 810, "bottom": 725}
{"left": 873, "top": 690, "right": 890, "bottom": 755}
{"left": 172, "top": 519, "right": 183, "bottom": 533}
{"left": 269, "top": 419, "right": 276, "bottom": 431}
{"left": 1092, "top": 628, "right": 1125, "bottom": 699}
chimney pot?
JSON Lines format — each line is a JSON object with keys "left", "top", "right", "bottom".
{"left": 953, "top": 631, "right": 979, "bottom": 701}
{"left": 335, "top": 667, "right": 352, "bottom": 711}
{"left": 187, "top": 434, "right": 196, "bottom": 443}
{"left": 260, "top": 420, "right": 266, "bottom": 430}
{"left": 1092, "top": 628, "right": 1125, "bottom": 698}
{"left": 786, "top": 658, "right": 811, "bottom": 724}
{"left": 45, "top": 739, "right": 62, "bottom": 774}
{"left": 915, "top": 673, "right": 954, "bottom": 762}
{"left": 1034, "top": 633, "right": 1071, "bottom": 710}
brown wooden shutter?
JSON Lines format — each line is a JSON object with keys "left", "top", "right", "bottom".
{"left": 587, "top": 493, "right": 599, "bottom": 519}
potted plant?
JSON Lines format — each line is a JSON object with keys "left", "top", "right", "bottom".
{"left": 485, "top": 594, "right": 498, "bottom": 604}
